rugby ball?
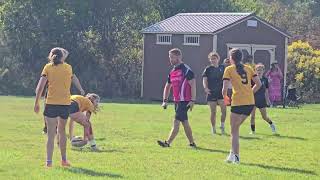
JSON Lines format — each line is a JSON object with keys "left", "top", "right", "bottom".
{"left": 71, "top": 136, "right": 87, "bottom": 147}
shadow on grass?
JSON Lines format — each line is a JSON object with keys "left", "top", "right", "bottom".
{"left": 239, "top": 136, "right": 261, "bottom": 140}
{"left": 95, "top": 138, "right": 107, "bottom": 141}
{"left": 262, "top": 134, "right": 307, "bottom": 141}
{"left": 71, "top": 147, "right": 124, "bottom": 153}
{"left": 242, "top": 163, "right": 317, "bottom": 176}
{"left": 65, "top": 167, "right": 123, "bottom": 178}
{"left": 195, "top": 147, "right": 229, "bottom": 154}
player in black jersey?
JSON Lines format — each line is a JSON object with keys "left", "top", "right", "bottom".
{"left": 202, "top": 52, "right": 226, "bottom": 135}
{"left": 250, "top": 64, "right": 277, "bottom": 134}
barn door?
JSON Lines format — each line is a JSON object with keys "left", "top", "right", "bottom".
{"left": 252, "top": 45, "right": 276, "bottom": 70}
{"left": 226, "top": 43, "right": 251, "bottom": 62}
{"left": 226, "top": 43, "right": 276, "bottom": 69}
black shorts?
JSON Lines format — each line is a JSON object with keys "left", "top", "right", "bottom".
{"left": 69, "top": 100, "right": 80, "bottom": 114}
{"left": 255, "top": 98, "right": 268, "bottom": 109}
{"left": 231, "top": 105, "right": 255, "bottom": 116}
{"left": 44, "top": 104, "right": 70, "bottom": 120}
{"left": 174, "top": 101, "right": 190, "bottom": 121}
{"left": 206, "top": 91, "right": 223, "bottom": 102}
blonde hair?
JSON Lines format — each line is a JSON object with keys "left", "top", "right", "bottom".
{"left": 86, "top": 93, "right": 101, "bottom": 114}
{"left": 208, "top": 52, "right": 220, "bottom": 60}
{"left": 169, "top": 48, "right": 182, "bottom": 56}
{"left": 255, "top": 63, "right": 265, "bottom": 70}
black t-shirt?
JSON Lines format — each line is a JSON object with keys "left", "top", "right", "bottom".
{"left": 202, "top": 65, "right": 225, "bottom": 93}
{"left": 167, "top": 63, "right": 194, "bottom": 83}
{"left": 252, "top": 76, "right": 269, "bottom": 100}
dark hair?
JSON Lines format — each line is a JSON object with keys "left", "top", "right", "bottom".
{"left": 169, "top": 48, "right": 182, "bottom": 56}
{"left": 229, "top": 48, "right": 247, "bottom": 78}
{"left": 48, "top": 48, "right": 63, "bottom": 65}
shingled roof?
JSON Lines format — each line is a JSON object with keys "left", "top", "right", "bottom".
{"left": 142, "top": 12, "right": 291, "bottom": 37}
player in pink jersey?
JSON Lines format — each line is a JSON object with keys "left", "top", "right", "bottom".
{"left": 157, "top": 48, "right": 197, "bottom": 148}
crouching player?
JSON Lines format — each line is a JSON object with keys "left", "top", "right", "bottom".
{"left": 69, "top": 93, "right": 100, "bottom": 150}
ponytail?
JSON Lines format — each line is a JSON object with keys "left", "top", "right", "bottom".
{"left": 230, "top": 48, "right": 247, "bottom": 78}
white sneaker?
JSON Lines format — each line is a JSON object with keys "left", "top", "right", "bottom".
{"left": 270, "top": 123, "right": 276, "bottom": 134}
{"left": 220, "top": 126, "right": 225, "bottom": 135}
{"left": 225, "top": 151, "right": 240, "bottom": 164}
{"left": 249, "top": 131, "right": 255, "bottom": 135}
{"left": 234, "top": 154, "right": 240, "bottom": 164}
{"left": 225, "top": 151, "right": 235, "bottom": 163}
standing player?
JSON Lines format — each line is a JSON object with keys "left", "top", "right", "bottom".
{"left": 250, "top": 64, "right": 276, "bottom": 134}
{"left": 157, "top": 48, "right": 197, "bottom": 148}
{"left": 34, "top": 47, "right": 73, "bottom": 167}
{"left": 222, "top": 48, "right": 261, "bottom": 164}
{"left": 202, "top": 52, "right": 226, "bottom": 135}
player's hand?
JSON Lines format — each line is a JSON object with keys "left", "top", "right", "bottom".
{"left": 80, "top": 89, "right": 85, "bottom": 96}
{"left": 204, "top": 88, "right": 211, "bottom": 95}
{"left": 34, "top": 103, "right": 40, "bottom": 114}
{"left": 161, "top": 102, "right": 168, "bottom": 109}
{"left": 187, "top": 101, "right": 195, "bottom": 111}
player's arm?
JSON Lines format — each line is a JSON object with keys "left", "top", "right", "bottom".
{"left": 72, "top": 74, "right": 85, "bottom": 95}
{"left": 188, "top": 78, "right": 196, "bottom": 102}
{"left": 34, "top": 76, "right": 48, "bottom": 113}
{"left": 203, "top": 77, "right": 210, "bottom": 94}
{"left": 222, "top": 79, "right": 229, "bottom": 97}
{"left": 222, "top": 68, "right": 230, "bottom": 97}
{"left": 163, "top": 82, "right": 171, "bottom": 102}
{"left": 252, "top": 76, "right": 262, "bottom": 93}
{"left": 265, "top": 89, "right": 271, "bottom": 105}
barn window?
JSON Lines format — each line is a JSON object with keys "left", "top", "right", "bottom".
{"left": 184, "top": 35, "right": 200, "bottom": 46}
{"left": 156, "top": 34, "right": 172, "bottom": 45}
{"left": 247, "top": 20, "right": 257, "bottom": 27}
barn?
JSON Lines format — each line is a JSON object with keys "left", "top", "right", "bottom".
{"left": 141, "top": 12, "right": 291, "bottom": 103}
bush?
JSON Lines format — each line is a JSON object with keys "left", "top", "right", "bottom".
{"left": 287, "top": 41, "right": 320, "bottom": 103}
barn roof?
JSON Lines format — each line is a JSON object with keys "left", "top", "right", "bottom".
{"left": 142, "top": 12, "right": 291, "bottom": 37}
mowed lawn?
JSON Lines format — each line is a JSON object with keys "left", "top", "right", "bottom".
{"left": 0, "top": 96, "right": 319, "bottom": 180}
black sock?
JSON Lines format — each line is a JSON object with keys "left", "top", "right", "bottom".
{"left": 251, "top": 124, "right": 255, "bottom": 132}
{"left": 268, "top": 121, "right": 273, "bottom": 125}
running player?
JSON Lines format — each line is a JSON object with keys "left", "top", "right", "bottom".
{"left": 202, "top": 52, "right": 226, "bottom": 135}
{"left": 222, "top": 48, "right": 262, "bottom": 164}
{"left": 250, "top": 63, "right": 276, "bottom": 134}
{"left": 157, "top": 48, "right": 196, "bottom": 148}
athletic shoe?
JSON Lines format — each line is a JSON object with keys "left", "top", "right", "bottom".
{"left": 234, "top": 154, "right": 240, "bottom": 164}
{"left": 220, "top": 126, "right": 225, "bottom": 135}
{"left": 189, "top": 142, "right": 197, "bottom": 148}
{"left": 42, "top": 126, "right": 47, "bottom": 134}
{"left": 249, "top": 131, "right": 256, "bottom": 135}
{"left": 45, "top": 162, "right": 52, "bottom": 168}
{"left": 157, "top": 140, "right": 170, "bottom": 147}
{"left": 225, "top": 151, "right": 240, "bottom": 164}
{"left": 225, "top": 151, "right": 235, "bottom": 163}
{"left": 61, "top": 160, "right": 71, "bottom": 167}
{"left": 212, "top": 128, "right": 216, "bottom": 135}
{"left": 90, "top": 145, "right": 99, "bottom": 151}
{"left": 270, "top": 123, "right": 276, "bottom": 134}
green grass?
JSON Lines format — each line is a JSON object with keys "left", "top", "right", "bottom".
{"left": 0, "top": 96, "right": 319, "bottom": 180}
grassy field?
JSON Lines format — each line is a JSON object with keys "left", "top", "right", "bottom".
{"left": 0, "top": 96, "right": 319, "bottom": 180}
